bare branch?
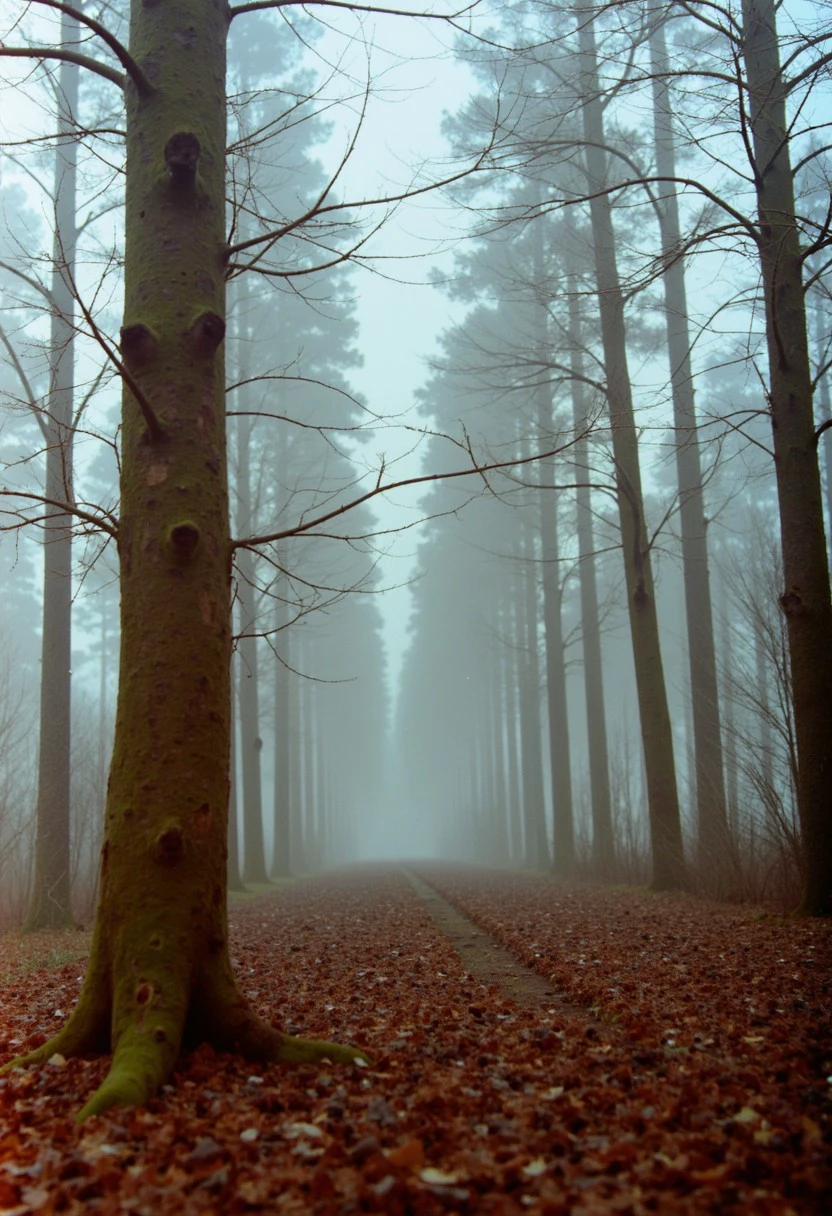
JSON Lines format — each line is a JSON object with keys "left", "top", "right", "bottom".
{"left": 0, "top": 46, "right": 125, "bottom": 90}
{"left": 0, "top": 489, "right": 118, "bottom": 538}
{"left": 27, "top": 0, "right": 153, "bottom": 95}
{"left": 233, "top": 430, "right": 586, "bottom": 550}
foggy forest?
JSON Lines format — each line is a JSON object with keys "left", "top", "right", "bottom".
{"left": 0, "top": 0, "right": 830, "bottom": 1209}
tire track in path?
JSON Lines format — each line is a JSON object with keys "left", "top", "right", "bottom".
{"left": 402, "top": 867, "right": 593, "bottom": 1021}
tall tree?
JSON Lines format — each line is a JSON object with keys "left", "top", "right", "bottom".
{"left": 25, "top": 7, "right": 79, "bottom": 930}
{"left": 739, "top": 0, "right": 832, "bottom": 914}
{"left": 564, "top": 217, "right": 614, "bottom": 872}
{"left": 574, "top": 0, "right": 687, "bottom": 889}
{"left": 1, "top": 0, "right": 384, "bottom": 1118}
{"left": 648, "top": 2, "right": 730, "bottom": 880}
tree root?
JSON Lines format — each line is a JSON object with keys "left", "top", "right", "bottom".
{"left": 2, "top": 993, "right": 369, "bottom": 1122}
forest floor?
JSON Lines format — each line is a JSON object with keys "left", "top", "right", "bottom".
{"left": 0, "top": 864, "right": 830, "bottom": 1214}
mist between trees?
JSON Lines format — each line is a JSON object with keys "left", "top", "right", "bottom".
{"left": 0, "top": 0, "right": 830, "bottom": 1117}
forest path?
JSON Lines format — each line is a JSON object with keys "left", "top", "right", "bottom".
{"left": 402, "top": 866, "right": 590, "bottom": 1018}
{"left": 1, "top": 863, "right": 830, "bottom": 1213}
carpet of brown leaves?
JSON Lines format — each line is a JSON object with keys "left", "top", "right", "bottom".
{"left": 1, "top": 864, "right": 830, "bottom": 1214}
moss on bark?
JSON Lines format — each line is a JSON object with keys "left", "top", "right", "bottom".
{"left": 2, "top": 0, "right": 367, "bottom": 1118}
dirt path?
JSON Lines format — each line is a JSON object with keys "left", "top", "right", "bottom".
{"left": 402, "top": 867, "right": 591, "bottom": 1018}
{"left": 1, "top": 864, "right": 829, "bottom": 1214}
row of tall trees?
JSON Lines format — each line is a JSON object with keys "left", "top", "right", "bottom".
{"left": 396, "top": 0, "right": 831, "bottom": 911}
{"left": 0, "top": 0, "right": 829, "bottom": 1123}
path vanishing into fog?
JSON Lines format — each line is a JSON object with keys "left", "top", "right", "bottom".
{"left": 1, "top": 864, "right": 830, "bottom": 1213}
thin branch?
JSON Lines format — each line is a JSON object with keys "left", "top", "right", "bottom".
{"left": 229, "top": 0, "right": 478, "bottom": 22}
{"left": 233, "top": 431, "right": 585, "bottom": 550}
{"left": 27, "top": 0, "right": 153, "bottom": 95}
{"left": 0, "top": 322, "right": 49, "bottom": 442}
{"left": 225, "top": 139, "right": 498, "bottom": 261}
{"left": 0, "top": 46, "right": 125, "bottom": 90}
{"left": 814, "top": 417, "right": 832, "bottom": 445}
{"left": 61, "top": 257, "right": 164, "bottom": 442}
{"left": 0, "top": 489, "right": 118, "bottom": 538}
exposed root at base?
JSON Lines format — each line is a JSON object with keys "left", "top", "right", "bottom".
{"left": 2, "top": 1005, "right": 369, "bottom": 1122}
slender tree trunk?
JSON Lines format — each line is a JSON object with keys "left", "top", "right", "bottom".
{"left": 649, "top": 5, "right": 730, "bottom": 880}
{"left": 534, "top": 259, "right": 575, "bottom": 872}
{"left": 300, "top": 664, "right": 315, "bottom": 872}
{"left": 227, "top": 694, "right": 244, "bottom": 891}
{"left": 720, "top": 588, "right": 740, "bottom": 841}
{"left": 741, "top": 0, "right": 832, "bottom": 914}
{"left": 236, "top": 534, "right": 267, "bottom": 882}
{"left": 11, "top": 0, "right": 362, "bottom": 1118}
{"left": 538, "top": 460, "right": 575, "bottom": 873}
{"left": 503, "top": 596, "right": 524, "bottom": 863}
{"left": 26, "top": 10, "right": 78, "bottom": 932}
{"left": 754, "top": 612, "right": 774, "bottom": 799}
{"left": 233, "top": 325, "right": 267, "bottom": 883}
{"left": 575, "top": 2, "right": 687, "bottom": 889}
{"left": 490, "top": 650, "right": 510, "bottom": 863}
{"left": 812, "top": 292, "right": 832, "bottom": 567}
{"left": 272, "top": 591, "right": 291, "bottom": 876}
{"left": 518, "top": 528, "right": 550, "bottom": 869}
{"left": 564, "top": 239, "right": 615, "bottom": 873}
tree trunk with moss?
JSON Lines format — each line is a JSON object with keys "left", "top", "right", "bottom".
{"left": 7, "top": 0, "right": 363, "bottom": 1120}
{"left": 741, "top": 0, "right": 832, "bottom": 915}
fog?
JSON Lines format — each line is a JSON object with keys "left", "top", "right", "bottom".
{"left": 1, "top": 0, "right": 828, "bottom": 919}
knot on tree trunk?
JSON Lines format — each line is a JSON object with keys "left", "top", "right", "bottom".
{"left": 188, "top": 311, "right": 226, "bottom": 357}
{"left": 153, "top": 826, "right": 185, "bottom": 865}
{"left": 164, "top": 132, "right": 201, "bottom": 184}
{"left": 779, "top": 587, "right": 805, "bottom": 616}
{"left": 120, "top": 323, "right": 159, "bottom": 367}
{"left": 168, "top": 521, "right": 200, "bottom": 561}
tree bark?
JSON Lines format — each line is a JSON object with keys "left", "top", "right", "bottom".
{"left": 26, "top": 8, "right": 78, "bottom": 932}
{"left": 8, "top": 0, "right": 364, "bottom": 1119}
{"left": 575, "top": 1, "right": 687, "bottom": 890}
{"left": 741, "top": 0, "right": 832, "bottom": 914}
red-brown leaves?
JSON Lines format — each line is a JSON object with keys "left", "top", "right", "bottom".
{"left": 1, "top": 866, "right": 829, "bottom": 1213}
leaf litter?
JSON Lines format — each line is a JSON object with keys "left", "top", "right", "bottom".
{"left": 0, "top": 864, "right": 829, "bottom": 1213}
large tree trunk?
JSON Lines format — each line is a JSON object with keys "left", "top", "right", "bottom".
{"left": 649, "top": 4, "right": 731, "bottom": 882}
{"left": 741, "top": 0, "right": 832, "bottom": 915}
{"left": 10, "top": 0, "right": 363, "bottom": 1119}
{"left": 575, "top": 2, "right": 687, "bottom": 890}
{"left": 25, "top": 9, "right": 78, "bottom": 932}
